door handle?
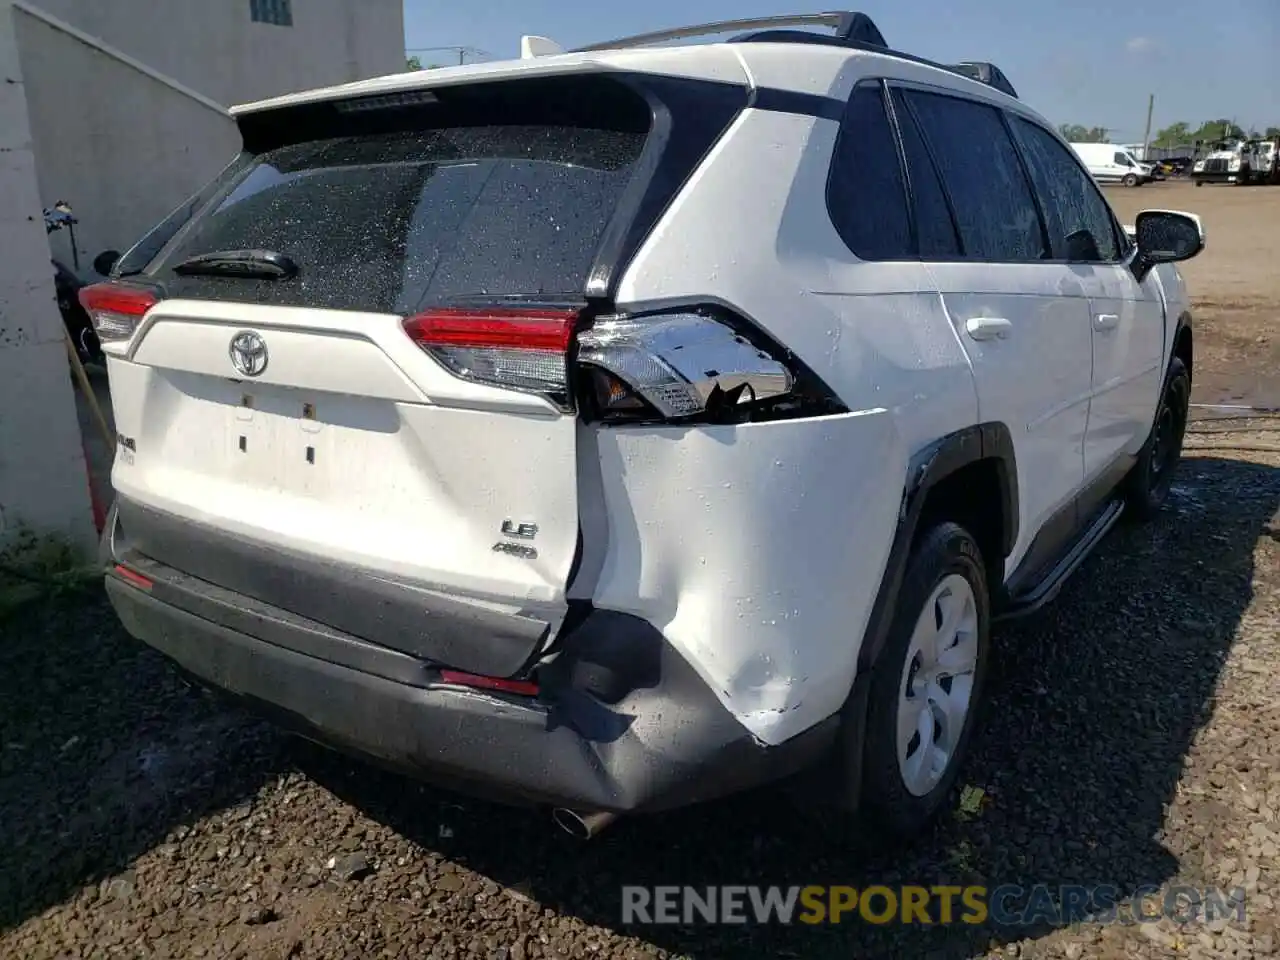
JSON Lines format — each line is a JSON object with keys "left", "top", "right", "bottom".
{"left": 1093, "top": 313, "right": 1120, "bottom": 331}
{"left": 964, "top": 317, "right": 1012, "bottom": 341}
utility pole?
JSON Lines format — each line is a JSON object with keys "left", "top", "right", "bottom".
{"left": 404, "top": 45, "right": 493, "bottom": 67}
{"left": 1142, "top": 93, "right": 1155, "bottom": 159}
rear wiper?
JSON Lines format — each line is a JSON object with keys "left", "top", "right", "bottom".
{"left": 172, "top": 249, "right": 299, "bottom": 279}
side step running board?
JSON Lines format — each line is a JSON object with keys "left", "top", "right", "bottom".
{"left": 995, "top": 499, "right": 1125, "bottom": 623}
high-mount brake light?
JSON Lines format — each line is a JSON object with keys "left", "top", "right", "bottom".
{"left": 336, "top": 89, "right": 440, "bottom": 113}
{"left": 78, "top": 284, "right": 159, "bottom": 342}
{"left": 402, "top": 306, "right": 580, "bottom": 396}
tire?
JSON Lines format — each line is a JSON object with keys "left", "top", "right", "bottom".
{"left": 1124, "top": 356, "right": 1190, "bottom": 521}
{"left": 1122, "top": 173, "right": 1139, "bottom": 187}
{"left": 1195, "top": 180, "right": 1205, "bottom": 187}
{"left": 859, "top": 521, "right": 990, "bottom": 841}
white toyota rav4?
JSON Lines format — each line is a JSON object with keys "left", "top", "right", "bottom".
{"left": 85, "top": 13, "right": 1204, "bottom": 841}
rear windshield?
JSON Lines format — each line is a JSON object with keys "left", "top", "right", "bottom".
{"left": 143, "top": 123, "right": 647, "bottom": 314}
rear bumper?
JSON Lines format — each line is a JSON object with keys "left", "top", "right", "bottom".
{"left": 112, "top": 496, "right": 555, "bottom": 679}
{"left": 103, "top": 526, "right": 836, "bottom": 813}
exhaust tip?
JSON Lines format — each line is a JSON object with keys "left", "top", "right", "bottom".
{"left": 552, "top": 807, "right": 616, "bottom": 840}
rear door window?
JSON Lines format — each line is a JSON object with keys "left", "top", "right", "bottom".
{"left": 903, "top": 90, "right": 1048, "bottom": 262}
{"left": 148, "top": 124, "right": 648, "bottom": 314}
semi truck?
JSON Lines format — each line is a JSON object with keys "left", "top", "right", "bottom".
{"left": 1252, "top": 138, "right": 1279, "bottom": 184}
{"left": 1193, "top": 138, "right": 1265, "bottom": 186}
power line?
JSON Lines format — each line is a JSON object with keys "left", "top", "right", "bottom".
{"left": 405, "top": 45, "right": 492, "bottom": 66}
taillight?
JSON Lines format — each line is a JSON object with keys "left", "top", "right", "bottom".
{"left": 78, "top": 284, "right": 158, "bottom": 343}
{"left": 403, "top": 303, "right": 845, "bottom": 424}
{"left": 402, "top": 306, "right": 580, "bottom": 398}
{"left": 577, "top": 309, "right": 815, "bottom": 424}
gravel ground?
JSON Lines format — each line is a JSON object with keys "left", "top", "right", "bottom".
{"left": 2, "top": 435, "right": 1278, "bottom": 960}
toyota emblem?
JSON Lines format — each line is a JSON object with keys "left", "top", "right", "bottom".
{"left": 229, "top": 330, "right": 268, "bottom": 377}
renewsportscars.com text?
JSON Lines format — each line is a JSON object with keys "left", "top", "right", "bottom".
{"left": 621, "top": 884, "right": 1247, "bottom": 927}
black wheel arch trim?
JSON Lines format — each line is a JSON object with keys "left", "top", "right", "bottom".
{"left": 1172, "top": 311, "right": 1193, "bottom": 381}
{"left": 856, "top": 421, "right": 1017, "bottom": 673}
{"left": 817, "top": 422, "right": 1016, "bottom": 813}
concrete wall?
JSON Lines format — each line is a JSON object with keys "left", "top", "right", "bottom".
{"left": 23, "top": 0, "right": 405, "bottom": 108}
{"left": 0, "top": 0, "right": 96, "bottom": 552}
{"left": 13, "top": 0, "right": 405, "bottom": 262}
{"left": 0, "top": 0, "right": 403, "bottom": 552}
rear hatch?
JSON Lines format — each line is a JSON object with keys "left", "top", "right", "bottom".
{"left": 98, "top": 70, "right": 746, "bottom": 677}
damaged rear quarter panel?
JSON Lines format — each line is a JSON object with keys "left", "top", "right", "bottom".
{"left": 586, "top": 411, "right": 906, "bottom": 746}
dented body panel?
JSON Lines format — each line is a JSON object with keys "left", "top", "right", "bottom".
{"left": 580, "top": 413, "right": 905, "bottom": 745}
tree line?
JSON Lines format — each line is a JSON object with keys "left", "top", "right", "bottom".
{"left": 1059, "top": 121, "right": 1280, "bottom": 145}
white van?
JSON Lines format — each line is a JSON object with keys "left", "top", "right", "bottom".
{"left": 1070, "top": 142, "right": 1152, "bottom": 186}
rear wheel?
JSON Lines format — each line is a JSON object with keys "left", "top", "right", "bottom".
{"left": 860, "top": 522, "right": 990, "bottom": 840}
{"left": 1124, "top": 357, "right": 1190, "bottom": 521}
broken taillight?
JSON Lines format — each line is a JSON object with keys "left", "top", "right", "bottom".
{"left": 404, "top": 303, "right": 844, "bottom": 424}
{"left": 576, "top": 309, "right": 805, "bottom": 423}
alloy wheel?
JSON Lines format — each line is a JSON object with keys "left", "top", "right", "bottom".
{"left": 896, "top": 573, "right": 980, "bottom": 797}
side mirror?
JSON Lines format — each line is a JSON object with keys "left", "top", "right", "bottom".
{"left": 92, "top": 250, "right": 121, "bottom": 277}
{"left": 1132, "top": 210, "right": 1204, "bottom": 281}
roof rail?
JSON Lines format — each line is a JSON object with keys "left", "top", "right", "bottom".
{"left": 571, "top": 11, "right": 1018, "bottom": 100}
{"left": 945, "top": 61, "right": 1018, "bottom": 99}
{"left": 731, "top": 11, "right": 887, "bottom": 48}
{"left": 572, "top": 12, "right": 884, "bottom": 53}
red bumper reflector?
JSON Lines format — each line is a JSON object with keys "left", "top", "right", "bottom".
{"left": 113, "top": 564, "right": 153, "bottom": 590}
{"left": 439, "top": 669, "right": 539, "bottom": 697}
